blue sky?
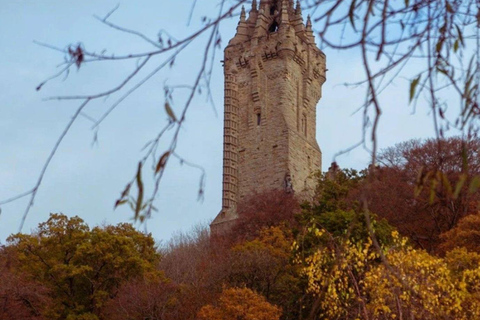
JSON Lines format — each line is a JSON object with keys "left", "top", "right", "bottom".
{"left": 0, "top": 1, "right": 437, "bottom": 243}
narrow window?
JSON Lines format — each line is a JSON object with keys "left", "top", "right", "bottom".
{"left": 257, "top": 113, "right": 261, "bottom": 125}
{"left": 269, "top": 21, "right": 279, "bottom": 33}
{"left": 301, "top": 114, "right": 307, "bottom": 136}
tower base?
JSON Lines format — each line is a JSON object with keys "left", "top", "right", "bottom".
{"left": 210, "top": 209, "right": 238, "bottom": 235}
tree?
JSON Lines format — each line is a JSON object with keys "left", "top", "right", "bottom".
{"left": 369, "top": 137, "right": 480, "bottom": 251}
{"left": 197, "top": 287, "right": 282, "bottom": 320}
{"left": 299, "top": 226, "right": 480, "bottom": 319}
{"left": 0, "top": 247, "right": 51, "bottom": 320}
{"left": 158, "top": 224, "right": 230, "bottom": 319}
{"left": 440, "top": 213, "right": 480, "bottom": 253}
{"left": 228, "top": 226, "right": 304, "bottom": 319}
{"left": 291, "top": 167, "right": 393, "bottom": 319}
{"left": 362, "top": 243, "right": 480, "bottom": 320}
{"left": 102, "top": 274, "right": 181, "bottom": 320}
{"left": 230, "top": 190, "right": 300, "bottom": 243}
{"left": 6, "top": 213, "right": 160, "bottom": 319}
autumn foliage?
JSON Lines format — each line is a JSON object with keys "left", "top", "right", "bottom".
{"left": 231, "top": 189, "right": 300, "bottom": 242}
{"left": 2, "top": 137, "right": 480, "bottom": 319}
{"left": 369, "top": 137, "right": 480, "bottom": 252}
{"left": 197, "top": 287, "right": 282, "bottom": 320}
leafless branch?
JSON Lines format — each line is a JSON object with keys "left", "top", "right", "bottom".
{"left": 18, "top": 99, "right": 91, "bottom": 232}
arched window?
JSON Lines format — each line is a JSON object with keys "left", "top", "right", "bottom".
{"left": 257, "top": 113, "right": 261, "bottom": 125}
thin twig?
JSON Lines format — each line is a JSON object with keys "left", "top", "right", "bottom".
{"left": 19, "top": 99, "right": 91, "bottom": 232}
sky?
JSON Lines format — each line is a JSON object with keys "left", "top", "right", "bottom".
{"left": 0, "top": 1, "right": 438, "bottom": 244}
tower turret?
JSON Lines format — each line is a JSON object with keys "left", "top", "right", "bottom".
{"left": 211, "top": 0, "right": 326, "bottom": 233}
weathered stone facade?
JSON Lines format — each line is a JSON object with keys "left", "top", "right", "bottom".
{"left": 211, "top": 0, "right": 326, "bottom": 232}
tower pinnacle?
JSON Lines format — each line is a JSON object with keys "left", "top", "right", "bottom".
{"left": 280, "top": 0, "right": 289, "bottom": 24}
{"left": 295, "top": 0, "right": 302, "bottom": 15}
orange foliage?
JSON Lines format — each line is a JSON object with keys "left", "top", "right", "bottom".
{"left": 197, "top": 287, "right": 282, "bottom": 320}
{"left": 440, "top": 213, "right": 480, "bottom": 253}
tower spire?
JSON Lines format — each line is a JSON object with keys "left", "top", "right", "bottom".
{"left": 305, "top": 14, "right": 315, "bottom": 43}
{"left": 306, "top": 14, "right": 312, "bottom": 29}
{"left": 259, "top": 0, "right": 268, "bottom": 10}
{"left": 252, "top": 0, "right": 258, "bottom": 12}
{"left": 228, "top": 5, "right": 249, "bottom": 45}
{"left": 295, "top": 0, "right": 302, "bottom": 15}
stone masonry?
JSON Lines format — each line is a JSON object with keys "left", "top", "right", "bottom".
{"left": 211, "top": 0, "right": 326, "bottom": 233}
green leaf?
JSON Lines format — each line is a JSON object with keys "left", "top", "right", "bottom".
{"left": 469, "top": 176, "right": 480, "bottom": 194}
{"left": 409, "top": 76, "right": 421, "bottom": 103}
{"left": 453, "top": 39, "right": 459, "bottom": 53}
{"left": 404, "top": 0, "right": 409, "bottom": 7}
{"left": 165, "top": 101, "right": 177, "bottom": 122}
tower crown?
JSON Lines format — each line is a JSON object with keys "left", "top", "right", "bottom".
{"left": 229, "top": 0, "right": 317, "bottom": 48}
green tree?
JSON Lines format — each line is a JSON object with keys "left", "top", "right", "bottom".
{"left": 292, "top": 167, "right": 394, "bottom": 318}
{"left": 7, "top": 213, "right": 160, "bottom": 320}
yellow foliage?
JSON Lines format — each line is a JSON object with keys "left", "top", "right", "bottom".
{"left": 231, "top": 226, "right": 292, "bottom": 260}
{"left": 300, "top": 227, "right": 378, "bottom": 319}
{"left": 364, "top": 247, "right": 469, "bottom": 319}
{"left": 197, "top": 287, "right": 282, "bottom": 320}
{"left": 299, "top": 229, "right": 480, "bottom": 319}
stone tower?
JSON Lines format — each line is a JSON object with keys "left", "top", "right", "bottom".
{"left": 211, "top": 0, "right": 326, "bottom": 232}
